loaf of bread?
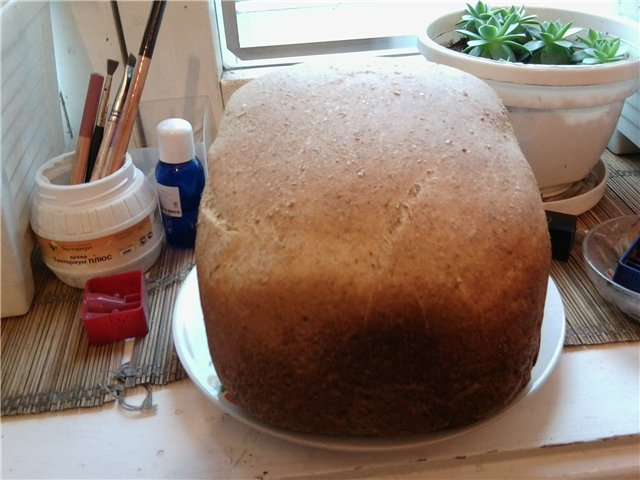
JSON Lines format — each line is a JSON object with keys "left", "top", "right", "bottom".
{"left": 195, "top": 57, "right": 551, "bottom": 437}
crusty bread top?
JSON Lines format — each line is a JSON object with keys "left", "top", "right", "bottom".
{"left": 198, "top": 57, "right": 549, "bottom": 328}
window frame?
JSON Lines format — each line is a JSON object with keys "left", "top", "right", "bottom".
{"left": 219, "top": 0, "right": 419, "bottom": 64}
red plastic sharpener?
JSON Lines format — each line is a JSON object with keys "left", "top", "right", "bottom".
{"left": 81, "top": 270, "right": 149, "bottom": 345}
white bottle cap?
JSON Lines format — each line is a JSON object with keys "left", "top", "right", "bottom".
{"left": 156, "top": 118, "right": 196, "bottom": 164}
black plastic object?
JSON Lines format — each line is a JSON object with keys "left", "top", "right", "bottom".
{"left": 546, "top": 210, "right": 577, "bottom": 261}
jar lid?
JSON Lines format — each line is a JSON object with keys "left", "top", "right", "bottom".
{"left": 156, "top": 118, "right": 196, "bottom": 164}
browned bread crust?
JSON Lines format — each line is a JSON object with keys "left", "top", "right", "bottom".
{"left": 196, "top": 58, "right": 551, "bottom": 436}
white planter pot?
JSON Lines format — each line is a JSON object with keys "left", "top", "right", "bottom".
{"left": 418, "top": 7, "right": 640, "bottom": 198}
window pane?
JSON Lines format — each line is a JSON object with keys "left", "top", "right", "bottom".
{"left": 234, "top": 1, "right": 457, "bottom": 46}
{"left": 217, "top": 0, "right": 466, "bottom": 68}
{"left": 216, "top": 0, "right": 630, "bottom": 69}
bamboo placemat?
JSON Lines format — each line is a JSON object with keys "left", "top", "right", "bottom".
{"left": 1, "top": 151, "right": 639, "bottom": 416}
{"left": 551, "top": 150, "right": 640, "bottom": 346}
{"left": 1, "top": 246, "right": 193, "bottom": 416}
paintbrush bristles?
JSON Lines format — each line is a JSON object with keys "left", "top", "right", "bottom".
{"left": 107, "top": 59, "right": 119, "bottom": 76}
{"left": 96, "top": 61, "right": 118, "bottom": 128}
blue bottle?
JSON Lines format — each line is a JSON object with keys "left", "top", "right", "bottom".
{"left": 155, "top": 118, "right": 205, "bottom": 248}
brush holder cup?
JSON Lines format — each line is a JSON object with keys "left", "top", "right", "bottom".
{"left": 30, "top": 152, "right": 165, "bottom": 288}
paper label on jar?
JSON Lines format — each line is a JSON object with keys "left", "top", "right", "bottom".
{"left": 36, "top": 215, "right": 157, "bottom": 268}
{"left": 156, "top": 184, "right": 183, "bottom": 217}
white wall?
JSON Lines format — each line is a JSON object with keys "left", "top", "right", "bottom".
{"left": 50, "top": 0, "right": 225, "bottom": 151}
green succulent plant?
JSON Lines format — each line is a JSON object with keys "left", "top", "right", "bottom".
{"left": 493, "top": 5, "right": 539, "bottom": 35}
{"left": 456, "top": 11, "right": 531, "bottom": 61}
{"left": 452, "top": 2, "right": 630, "bottom": 65}
{"left": 456, "top": 1, "right": 494, "bottom": 33}
{"left": 525, "top": 21, "right": 583, "bottom": 64}
{"left": 572, "top": 28, "right": 630, "bottom": 64}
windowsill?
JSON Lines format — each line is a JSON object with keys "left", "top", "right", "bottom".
{"left": 220, "top": 64, "right": 288, "bottom": 104}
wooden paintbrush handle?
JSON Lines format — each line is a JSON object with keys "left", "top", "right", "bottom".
{"left": 90, "top": 120, "right": 117, "bottom": 181}
{"left": 104, "top": 1, "right": 166, "bottom": 176}
{"left": 106, "top": 57, "right": 149, "bottom": 176}
{"left": 70, "top": 137, "right": 92, "bottom": 184}
{"left": 71, "top": 73, "right": 103, "bottom": 184}
{"left": 85, "top": 125, "right": 104, "bottom": 182}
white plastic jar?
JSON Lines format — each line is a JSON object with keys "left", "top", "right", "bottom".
{"left": 30, "top": 152, "right": 164, "bottom": 288}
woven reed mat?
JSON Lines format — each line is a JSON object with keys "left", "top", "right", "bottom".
{"left": 1, "top": 151, "right": 639, "bottom": 416}
{"left": 1, "top": 246, "right": 193, "bottom": 416}
{"left": 551, "top": 150, "right": 640, "bottom": 346}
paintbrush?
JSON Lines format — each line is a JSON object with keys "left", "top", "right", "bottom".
{"left": 90, "top": 54, "right": 136, "bottom": 181}
{"left": 105, "top": 0, "right": 167, "bottom": 176}
{"left": 70, "top": 73, "right": 104, "bottom": 184}
{"left": 85, "top": 59, "right": 119, "bottom": 182}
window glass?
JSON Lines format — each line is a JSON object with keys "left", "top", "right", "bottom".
{"left": 216, "top": 0, "right": 631, "bottom": 70}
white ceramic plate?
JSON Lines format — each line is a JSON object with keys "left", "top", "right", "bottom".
{"left": 173, "top": 268, "right": 565, "bottom": 452}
